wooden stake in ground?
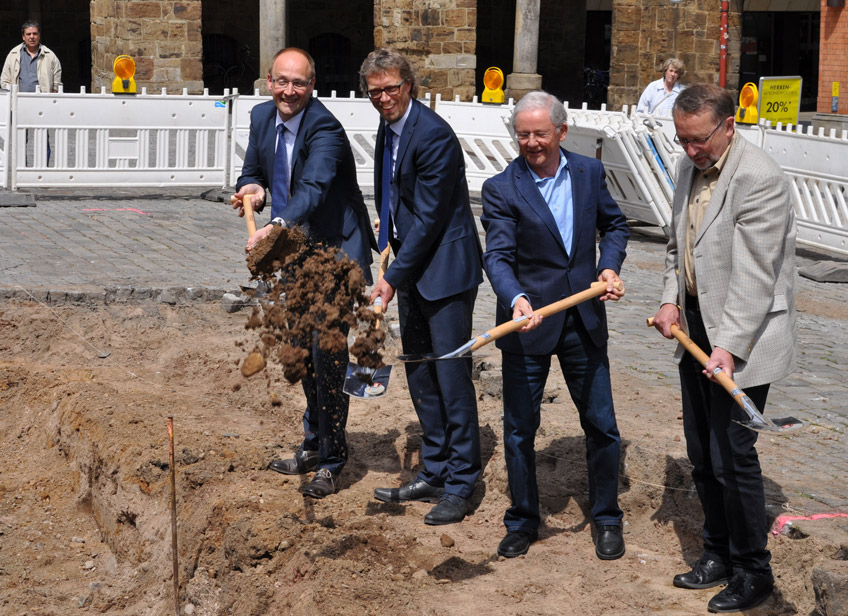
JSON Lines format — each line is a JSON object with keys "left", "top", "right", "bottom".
{"left": 168, "top": 416, "right": 179, "bottom": 616}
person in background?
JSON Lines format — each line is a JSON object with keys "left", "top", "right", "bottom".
{"left": 636, "top": 58, "right": 685, "bottom": 117}
{"left": 1, "top": 20, "right": 62, "bottom": 93}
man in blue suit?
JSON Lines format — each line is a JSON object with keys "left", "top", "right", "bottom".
{"left": 360, "top": 48, "right": 484, "bottom": 525}
{"left": 232, "top": 47, "right": 375, "bottom": 499}
{"left": 481, "top": 91, "right": 629, "bottom": 558}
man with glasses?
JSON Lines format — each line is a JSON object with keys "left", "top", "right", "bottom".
{"left": 651, "top": 84, "right": 796, "bottom": 613}
{"left": 480, "top": 91, "right": 629, "bottom": 559}
{"left": 360, "top": 48, "right": 484, "bottom": 526}
{"left": 232, "top": 47, "right": 376, "bottom": 499}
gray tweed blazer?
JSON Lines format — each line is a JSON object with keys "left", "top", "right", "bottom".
{"left": 660, "top": 133, "right": 797, "bottom": 388}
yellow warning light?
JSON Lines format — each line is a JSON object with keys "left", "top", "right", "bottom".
{"left": 112, "top": 55, "right": 137, "bottom": 95}
{"left": 481, "top": 67, "right": 505, "bottom": 104}
{"left": 735, "top": 82, "right": 758, "bottom": 124}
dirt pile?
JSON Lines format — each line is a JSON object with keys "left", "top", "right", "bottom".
{"left": 242, "top": 226, "right": 386, "bottom": 385}
{"left": 1, "top": 300, "right": 846, "bottom": 615}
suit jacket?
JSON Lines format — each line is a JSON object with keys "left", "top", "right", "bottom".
{"left": 660, "top": 134, "right": 797, "bottom": 388}
{"left": 375, "top": 99, "right": 483, "bottom": 300}
{"left": 237, "top": 97, "right": 376, "bottom": 283}
{"left": 482, "top": 149, "right": 629, "bottom": 355}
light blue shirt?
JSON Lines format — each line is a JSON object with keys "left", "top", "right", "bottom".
{"left": 511, "top": 150, "right": 573, "bottom": 308}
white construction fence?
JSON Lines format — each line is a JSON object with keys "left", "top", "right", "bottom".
{"left": 0, "top": 87, "right": 846, "bottom": 256}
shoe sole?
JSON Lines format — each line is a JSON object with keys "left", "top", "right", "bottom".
{"left": 674, "top": 577, "right": 731, "bottom": 590}
{"left": 596, "top": 545, "right": 626, "bottom": 560}
{"left": 423, "top": 516, "right": 464, "bottom": 526}
{"left": 374, "top": 494, "right": 443, "bottom": 504}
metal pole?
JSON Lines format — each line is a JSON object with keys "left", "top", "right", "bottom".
{"left": 719, "top": 0, "right": 729, "bottom": 88}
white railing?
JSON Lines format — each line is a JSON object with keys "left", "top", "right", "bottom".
{"left": 0, "top": 90, "right": 9, "bottom": 188}
{"left": 10, "top": 86, "right": 229, "bottom": 189}
{"left": 1, "top": 88, "right": 847, "bottom": 256}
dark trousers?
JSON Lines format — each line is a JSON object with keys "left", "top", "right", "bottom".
{"left": 501, "top": 308, "right": 622, "bottom": 533}
{"left": 300, "top": 328, "right": 350, "bottom": 476}
{"left": 680, "top": 297, "right": 772, "bottom": 576}
{"left": 397, "top": 284, "right": 481, "bottom": 500}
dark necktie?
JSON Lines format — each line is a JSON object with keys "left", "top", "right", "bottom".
{"left": 272, "top": 123, "right": 288, "bottom": 211}
{"left": 378, "top": 127, "right": 394, "bottom": 252}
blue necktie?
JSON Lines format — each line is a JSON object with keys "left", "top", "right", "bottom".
{"left": 378, "top": 128, "right": 394, "bottom": 252}
{"left": 272, "top": 123, "right": 288, "bottom": 212}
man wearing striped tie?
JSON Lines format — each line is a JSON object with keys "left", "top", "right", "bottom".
{"left": 232, "top": 47, "right": 375, "bottom": 499}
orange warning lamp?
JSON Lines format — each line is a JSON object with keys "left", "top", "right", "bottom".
{"left": 481, "top": 67, "right": 505, "bottom": 104}
{"left": 112, "top": 55, "right": 137, "bottom": 95}
{"left": 735, "top": 82, "right": 758, "bottom": 124}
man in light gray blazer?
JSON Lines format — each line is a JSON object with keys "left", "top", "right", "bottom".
{"left": 651, "top": 84, "right": 796, "bottom": 614}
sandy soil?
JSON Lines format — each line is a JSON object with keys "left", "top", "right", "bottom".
{"left": 0, "top": 289, "right": 846, "bottom": 615}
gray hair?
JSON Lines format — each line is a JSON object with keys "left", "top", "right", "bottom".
{"left": 673, "top": 83, "right": 735, "bottom": 123}
{"left": 510, "top": 91, "right": 568, "bottom": 132}
{"left": 661, "top": 57, "right": 685, "bottom": 79}
{"left": 21, "top": 20, "right": 40, "bottom": 35}
{"left": 359, "top": 48, "right": 419, "bottom": 99}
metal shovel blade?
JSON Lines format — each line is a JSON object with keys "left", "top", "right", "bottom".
{"left": 731, "top": 391, "right": 804, "bottom": 434}
{"left": 343, "top": 364, "right": 393, "bottom": 399}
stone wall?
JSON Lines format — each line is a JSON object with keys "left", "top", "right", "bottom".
{"left": 818, "top": 0, "right": 847, "bottom": 114}
{"left": 374, "top": 0, "right": 477, "bottom": 101}
{"left": 608, "top": 0, "right": 742, "bottom": 110}
{"left": 90, "top": 0, "right": 204, "bottom": 93}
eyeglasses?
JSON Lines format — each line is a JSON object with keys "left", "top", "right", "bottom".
{"left": 515, "top": 130, "right": 557, "bottom": 143}
{"left": 366, "top": 79, "right": 406, "bottom": 100}
{"left": 269, "top": 77, "right": 312, "bottom": 91}
{"left": 674, "top": 119, "right": 726, "bottom": 148}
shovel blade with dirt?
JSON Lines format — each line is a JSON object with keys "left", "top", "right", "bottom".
{"left": 398, "top": 280, "right": 623, "bottom": 363}
{"left": 343, "top": 245, "right": 393, "bottom": 398}
{"left": 646, "top": 317, "right": 803, "bottom": 434}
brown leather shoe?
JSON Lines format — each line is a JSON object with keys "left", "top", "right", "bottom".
{"left": 302, "top": 468, "right": 338, "bottom": 499}
{"left": 269, "top": 448, "right": 319, "bottom": 475}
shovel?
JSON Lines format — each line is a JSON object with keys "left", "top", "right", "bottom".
{"left": 398, "top": 280, "right": 623, "bottom": 363}
{"left": 343, "top": 245, "right": 393, "bottom": 399}
{"left": 232, "top": 194, "right": 301, "bottom": 276}
{"left": 646, "top": 317, "right": 803, "bottom": 433}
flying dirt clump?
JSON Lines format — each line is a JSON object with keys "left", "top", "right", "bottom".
{"left": 241, "top": 225, "right": 388, "bottom": 383}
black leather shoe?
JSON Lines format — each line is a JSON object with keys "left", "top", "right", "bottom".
{"left": 424, "top": 494, "right": 468, "bottom": 525}
{"left": 673, "top": 556, "right": 733, "bottom": 589}
{"left": 269, "top": 448, "right": 319, "bottom": 475}
{"left": 595, "top": 525, "right": 625, "bottom": 560}
{"left": 497, "top": 531, "right": 538, "bottom": 558}
{"left": 707, "top": 572, "right": 774, "bottom": 613}
{"left": 374, "top": 478, "right": 444, "bottom": 503}
{"left": 302, "top": 468, "right": 338, "bottom": 499}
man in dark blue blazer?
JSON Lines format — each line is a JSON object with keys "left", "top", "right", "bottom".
{"left": 360, "top": 48, "right": 483, "bottom": 525}
{"left": 232, "top": 47, "right": 376, "bottom": 500}
{"left": 481, "top": 91, "right": 630, "bottom": 559}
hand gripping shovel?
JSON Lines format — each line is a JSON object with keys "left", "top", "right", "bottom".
{"left": 646, "top": 318, "right": 803, "bottom": 433}
{"left": 398, "top": 280, "right": 623, "bottom": 363}
{"left": 343, "top": 245, "right": 393, "bottom": 399}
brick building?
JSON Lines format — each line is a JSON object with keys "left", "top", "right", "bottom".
{"left": 1, "top": 0, "right": 844, "bottom": 115}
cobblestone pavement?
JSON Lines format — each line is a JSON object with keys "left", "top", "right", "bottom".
{"left": 2, "top": 187, "right": 847, "bottom": 514}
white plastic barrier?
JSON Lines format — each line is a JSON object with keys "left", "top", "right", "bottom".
{"left": 0, "top": 90, "right": 9, "bottom": 188}
{"left": 433, "top": 94, "right": 518, "bottom": 191}
{"left": 762, "top": 124, "right": 848, "bottom": 255}
{"left": 229, "top": 90, "right": 380, "bottom": 188}
{"left": 12, "top": 88, "right": 230, "bottom": 189}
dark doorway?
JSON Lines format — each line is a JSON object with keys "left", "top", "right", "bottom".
{"left": 739, "top": 11, "right": 820, "bottom": 111}
{"left": 476, "top": 0, "right": 516, "bottom": 100}
{"left": 583, "top": 10, "right": 612, "bottom": 109}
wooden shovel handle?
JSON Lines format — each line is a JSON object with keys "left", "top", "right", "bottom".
{"left": 646, "top": 317, "right": 743, "bottom": 404}
{"left": 468, "top": 280, "right": 622, "bottom": 353}
{"left": 230, "top": 194, "right": 257, "bottom": 237}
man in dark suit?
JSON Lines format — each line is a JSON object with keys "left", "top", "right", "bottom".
{"left": 232, "top": 47, "right": 375, "bottom": 499}
{"left": 359, "top": 48, "right": 483, "bottom": 525}
{"left": 481, "top": 91, "right": 629, "bottom": 559}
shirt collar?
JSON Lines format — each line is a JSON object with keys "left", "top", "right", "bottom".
{"left": 528, "top": 149, "right": 568, "bottom": 184}
{"left": 276, "top": 107, "right": 305, "bottom": 135}
{"left": 703, "top": 131, "right": 736, "bottom": 178}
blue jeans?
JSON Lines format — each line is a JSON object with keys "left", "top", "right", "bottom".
{"left": 502, "top": 308, "right": 622, "bottom": 533}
